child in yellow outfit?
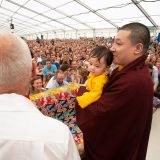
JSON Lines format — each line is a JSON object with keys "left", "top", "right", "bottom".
{"left": 76, "top": 46, "right": 113, "bottom": 108}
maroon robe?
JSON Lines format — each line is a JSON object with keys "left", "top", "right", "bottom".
{"left": 75, "top": 55, "right": 153, "bottom": 160}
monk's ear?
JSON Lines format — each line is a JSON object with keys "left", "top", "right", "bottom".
{"left": 134, "top": 43, "right": 143, "bottom": 55}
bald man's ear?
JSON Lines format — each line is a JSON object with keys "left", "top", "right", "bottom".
{"left": 134, "top": 43, "right": 143, "bottom": 55}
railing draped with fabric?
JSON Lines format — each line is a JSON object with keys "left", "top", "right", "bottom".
{"left": 29, "top": 83, "right": 84, "bottom": 156}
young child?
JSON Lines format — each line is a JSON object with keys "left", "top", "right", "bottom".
{"left": 76, "top": 46, "right": 113, "bottom": 108}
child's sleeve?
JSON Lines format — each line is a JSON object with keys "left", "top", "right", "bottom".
{"left": 76, "top": 76, "right": 108, "bottom": 109}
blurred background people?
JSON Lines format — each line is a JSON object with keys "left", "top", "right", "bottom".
{"left": 46, "top": 70, "right": 68, "bottom": 89}
{"left": 30, "top": 76, "right": 45, "bottom": 95}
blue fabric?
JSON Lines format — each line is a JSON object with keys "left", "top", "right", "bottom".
{"left": 53, "top": 62, "right": 60, "bottom": 69}
{"left": 157, "top": 32, "right": 160, "bottom": 43}
{"left": 42, "top": 64, "right": 57, "bottom": 75}
{"left": 66, "top": 76, "right": 71, "bottom": 82}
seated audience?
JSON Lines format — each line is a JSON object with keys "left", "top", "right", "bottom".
{"left": 46, "top": 70, "right": 68, "bottom": 89}
{"left": 42, "top": 59, "right": 57, "bottom": 86}
{"left": 30, "top": 76, "right": 46, "bottom": 95}
{"left": 77, "top": 67, "right": 89, "bottom": 84}
{"left": 59, "top": 50, "right": 72, "bottom": 66}
{"left": 60, "top": 64, "right": 72, "bottom": 82}
{"left": 70, "top": 60, "right": 79, "bottom": 83}
{"left": 36, "top": 62, "right": 44, "bottom": 79}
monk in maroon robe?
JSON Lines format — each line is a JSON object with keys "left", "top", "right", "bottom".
{"left": 76, "top": 23, "right": 153, "bottom": 160}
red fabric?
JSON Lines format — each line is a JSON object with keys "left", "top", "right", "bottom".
{"left": 75, "top": 55, "right": 153, "bottom": 160}
{"left": 24, "top": 95, "right": 30, "bottom": 99}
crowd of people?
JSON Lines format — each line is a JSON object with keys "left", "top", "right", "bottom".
{"left": 0, "top": 22, "right": 160, "bottom": 160}
{"left": 28, "top": 33, "right": 160, "bottom": 104}
{"left": 28, "top": 37, "right": 113, "bottom": 95}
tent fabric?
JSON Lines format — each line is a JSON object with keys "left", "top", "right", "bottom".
{"left": 0, "top": 0, "right": 159, "bottom": 37}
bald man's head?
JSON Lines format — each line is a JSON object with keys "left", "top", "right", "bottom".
{"left": 0, "top": 34, "right": 32, "bottom": 94}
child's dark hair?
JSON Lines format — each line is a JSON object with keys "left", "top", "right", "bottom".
{"left": 90, "top": 46, "right": 113, "bottom": 66}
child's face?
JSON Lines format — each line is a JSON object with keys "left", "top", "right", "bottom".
{"left": 88, "top": 56, "right": 107, "bottom": 76}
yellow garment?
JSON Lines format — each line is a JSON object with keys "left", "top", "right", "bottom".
{"left": 76, "top": 72, "right": 108, "bottom": 109}
{"left": 118, "top": 65, "right": 124, "bottom": 71}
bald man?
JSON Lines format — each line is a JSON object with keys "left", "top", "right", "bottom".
{"left": 0, "top": 34, "right": 80, "bottom": 160}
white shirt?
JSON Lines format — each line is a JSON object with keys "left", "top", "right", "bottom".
{"left": 46, "top": 76, "right": 68, "bottom": 89}
{"left": 46, "top": 76, "right": 55, "bottom": 89}
{"left": 32, "top": 57, "right": 42, "bottom": 63}
{"left": 0, "top": 93, "right": 80, "bottom": 160}
{"left": 152, "top": 65, "right": 159, "bottom": 85}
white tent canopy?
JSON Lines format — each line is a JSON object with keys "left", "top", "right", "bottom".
{"left": 0, "top": 0, "right": 159, "bottom": 39}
